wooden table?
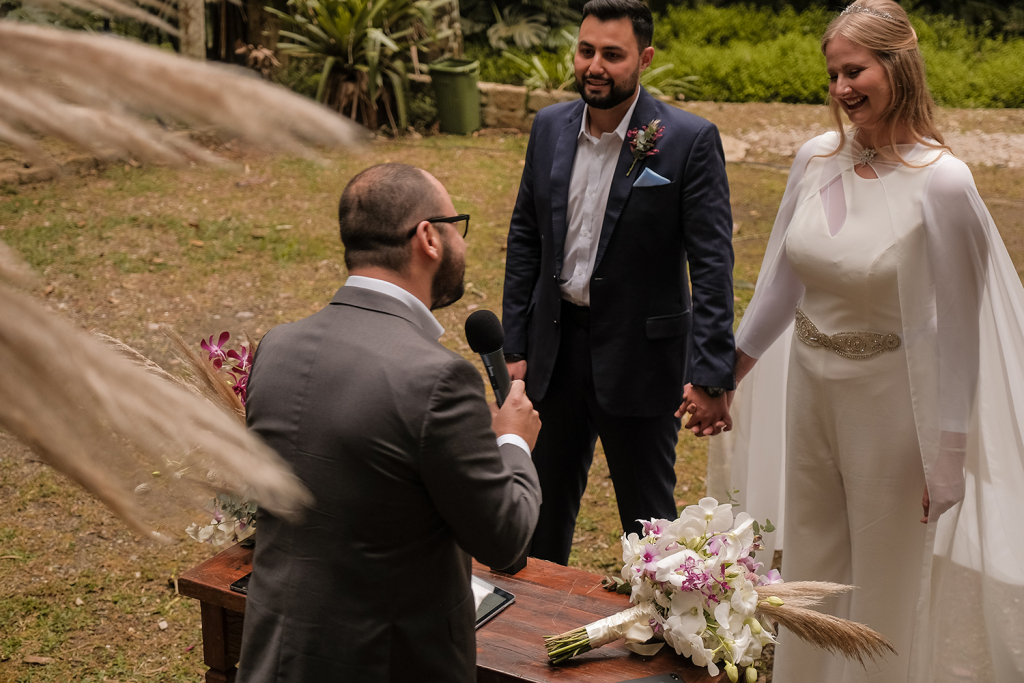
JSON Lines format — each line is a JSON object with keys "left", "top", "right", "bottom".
{"left": 179, "top": 544, "right": 722, "bottom": 683}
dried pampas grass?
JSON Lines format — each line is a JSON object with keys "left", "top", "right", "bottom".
{"left": 165, "top": 326, "right": 246, "bottom": 422}
{"left": 756, "top": 581, "right": 897, "bottom": 665}
{"left": 0, "top": 249, "right": 313, "bottom": 541}
{"left": 0, "top": 20, "right": 364, "bottom": 168}
{"left": 44, "top": 0, "right": 179, "bottom": 35}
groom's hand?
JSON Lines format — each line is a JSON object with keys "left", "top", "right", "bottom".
{"left": 507, "top": 360, "right": 527, "bottom": 382}
{"left": 676, "top": 384, "right": 732, "bottom": 437}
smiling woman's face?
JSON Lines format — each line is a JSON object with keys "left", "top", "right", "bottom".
{"left": 826, "top": 34, "right": 893, "bottom": 140}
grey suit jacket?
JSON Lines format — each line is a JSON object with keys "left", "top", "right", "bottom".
{"left": 236, "top": 286, "right": 541, "bottom": 683}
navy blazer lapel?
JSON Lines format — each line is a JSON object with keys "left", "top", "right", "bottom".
{"left": 550, "top": 102, "right": 585, "bottom": 266}
{"left": 594, "top": 88, "right": 660, "bottom": 272}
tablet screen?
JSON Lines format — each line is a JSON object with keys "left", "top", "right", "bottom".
{"left": 472, "top": 575, "right": 515, "bottom": 629}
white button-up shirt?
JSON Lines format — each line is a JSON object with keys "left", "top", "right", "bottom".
{"left": 559, "top": 91, "right": 640, "bottom": 306}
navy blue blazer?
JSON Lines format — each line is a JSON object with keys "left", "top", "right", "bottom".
{"left": 502, "top": 87, "right": 735, "bottom": 417}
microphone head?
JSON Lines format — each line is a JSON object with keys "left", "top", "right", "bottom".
{"left": 465, "top": 309, "right": 505, "bottom": 354}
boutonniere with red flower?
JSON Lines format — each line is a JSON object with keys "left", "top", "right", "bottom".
{"left": 626, "top": 119, "right": 664, "bottom": 176}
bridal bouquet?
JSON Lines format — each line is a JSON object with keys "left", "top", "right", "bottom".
{"left": 545, "top": 498, "right": 894, "bottom": 681}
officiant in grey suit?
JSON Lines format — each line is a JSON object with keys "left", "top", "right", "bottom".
{"left": 237, "top": 163, "right": 542, "bottom": 683}
{"left": 502, "top": 0, "right": 736, "bottom": 565}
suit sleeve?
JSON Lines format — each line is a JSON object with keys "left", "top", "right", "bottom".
{"left": 502, "top": 122, "right": 544, "bottom": 355}
{"left": 681, "top": 123, "right": 736, "bottom": 389}
{"left": 418, "top": 357, "right": 541, "bottom": 567}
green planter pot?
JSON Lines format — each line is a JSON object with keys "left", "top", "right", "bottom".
{"left": 430, "top": 59, "right": 481, "bottom": 135}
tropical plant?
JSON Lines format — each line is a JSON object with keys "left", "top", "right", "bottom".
{"left": 501, "top": 29, "right": 575, "bottom": 90}
{"left": 487, "top": 3, "right": 547, "bottom": 49}
{"left": 462, "top": 0, "right": 580, "bottom": 50}
{"left": 268, "top": 0, "right": 452, "bottom": 133}
{"left": 641, "top": 62, "right": 699, "bottom": 100}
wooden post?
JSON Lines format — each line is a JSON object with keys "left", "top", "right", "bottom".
{"left": 178, "top": 0, "right": 207, "bottom": 60}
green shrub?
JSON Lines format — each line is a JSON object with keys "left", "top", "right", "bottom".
{"left": 662, "top": 31, "right": 827, "bottom": 103}
{"left": 407, "top": 81, "right": 439, "bottom": 131}
{"left": 467, "top": 4, "right": 1024, "bottom": 108}
{"left": 656, "top": 4, "right": 1024, "bottom": 108}
{"left": 653, "top": 4, "right": 832, "bottom": 48}
{"left": 467, "top": 42, "right": 564, "bottom": 86}
{"left": 273, "top": 56, "right": 326, "bottom": 100}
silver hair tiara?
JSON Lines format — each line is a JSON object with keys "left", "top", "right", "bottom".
{"left": 841, "top": 4, "right": 895, "bottom": 20}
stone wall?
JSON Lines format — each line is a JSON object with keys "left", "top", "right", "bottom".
{"left": 478, "top": 82, "right": 579, "bottom": 133}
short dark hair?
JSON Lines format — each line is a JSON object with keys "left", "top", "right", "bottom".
{"left": 337, "top": 163, "right": 444, "bottom": 272}
{"left": 581, "top": 0, "right": 654, "bottom": 52}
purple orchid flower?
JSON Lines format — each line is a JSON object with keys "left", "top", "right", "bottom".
{"left": 708, "top": 535, "right": 726, "bottom": 555}
{"left": 227, "top": 342, "right": 252, "bottom": 375}
{"left": 760, "top": 568, "right": 783, "bottom": 585}
{"left": 641, "top": 518, "right": 669, "bottom": 536}
{"left": 738, "top": 556, "right": 763, "bottom": 574}
{"left": 640, "top": 545, "right": 662, "bottom": 576}
{"left": 200, "top": 331, "right": 231, "bottom": 369}
{"left": 232, "top": 372, "right": 249, "bottom": 406}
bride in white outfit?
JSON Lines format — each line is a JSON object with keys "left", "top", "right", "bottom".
{"left": 704, "top": 1, "right": 1024, "bottom": 681}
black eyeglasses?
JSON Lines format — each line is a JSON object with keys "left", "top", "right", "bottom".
{"left": 406, "top": 214, "right": 470, "bottom": 240}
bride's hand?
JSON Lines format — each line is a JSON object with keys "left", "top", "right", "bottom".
{"left": 734, "top": 349, "right": 757, "bottom": 386}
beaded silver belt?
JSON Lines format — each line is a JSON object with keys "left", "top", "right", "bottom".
{"left": 795, "top": 309, "right": 901, "bottom": 360}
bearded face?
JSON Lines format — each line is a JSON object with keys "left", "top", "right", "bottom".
{"left": 429, "top": 226, "right": 465, "bottom": 310}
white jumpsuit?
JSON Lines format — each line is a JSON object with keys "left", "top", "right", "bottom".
{"left": 772, "top": 162, "right": 928, "bottom": 682}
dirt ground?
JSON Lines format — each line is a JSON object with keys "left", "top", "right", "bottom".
{"left": 2, "top": 102, "right": 1024, "bottom": 682}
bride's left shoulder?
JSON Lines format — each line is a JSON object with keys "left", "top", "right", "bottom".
{"left": 926, "top": 152, "right": 975, "bottom": 187}
{"left": 918, "top": 153, "right": 984, "bottom": 210}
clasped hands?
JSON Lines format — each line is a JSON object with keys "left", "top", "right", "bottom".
{"left": 675, "top": 383, "right": 732, "bottom": 437}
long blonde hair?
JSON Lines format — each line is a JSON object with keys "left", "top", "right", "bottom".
{"left": 822, "top": 0, "right": 950, "bottom": 164}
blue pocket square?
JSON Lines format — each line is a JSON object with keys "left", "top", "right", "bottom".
{"left": 633, "top": 167, "right": 671, "bottom": 187}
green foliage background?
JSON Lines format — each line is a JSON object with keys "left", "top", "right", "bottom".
{"left": 466, "top": 3, "right": 1024, "bottom": 108}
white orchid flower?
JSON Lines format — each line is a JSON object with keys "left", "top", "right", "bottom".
{"left": 666, "top": 514, "right": 705, "bottom": 542}
{"left": 714, "top": 600, "right": 736, "bottom": 632}
{"left": 669, "top": 590, "right": 707, "bottom": 632}
{"left": 684, "top": 497, "right": 734, "bottom": 534}
{"left": 654, "top": 548, "right": 690, "bottom": 581}
{"left": 732, "top": 624, "right": 763, "bottom": 666}
{"left": 631, "top": 579, "right": 655, "bottom": 604}
{"left": 684, "top": 633, "right": 720, "bottom": 676}
{"left": 731, "top": 578, "right": 759, "bottom": 617}
{"left": 714, "top": 513, "right": 758, "bottom": 564}
{"left": 622, "top": 532, "right": 644, "bottom": 564}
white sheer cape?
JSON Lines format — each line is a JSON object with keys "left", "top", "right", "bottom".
{"left": 710, "top": 132, "right": 1024, "bottom": 681}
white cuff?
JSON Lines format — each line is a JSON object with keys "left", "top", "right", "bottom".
{"left": 496, "top": 433, "right": 531, "bottom": 456}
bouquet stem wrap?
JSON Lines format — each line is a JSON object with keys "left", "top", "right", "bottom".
{"left": 586, "top": 603, "right": 659, "bottom": 650}
{"left": 545, "top": 603, "right": 657, "bottom": 664}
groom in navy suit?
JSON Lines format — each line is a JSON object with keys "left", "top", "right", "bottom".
{"left": 502, "top": 0, "right": 736, "bottom": 564}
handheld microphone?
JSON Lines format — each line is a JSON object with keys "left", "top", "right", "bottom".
{"left": 465, "top": 310, "right": 512, "bottom": 407}
{"left": 465, "top": 309, "right": 529, "bottom": 575}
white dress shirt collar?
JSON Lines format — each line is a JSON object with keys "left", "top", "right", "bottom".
{"left": 579, "top": 87, "right": 641, "bottom": 143}
{"left": 345, "top": 275, "right": 445, "bottom": 339}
